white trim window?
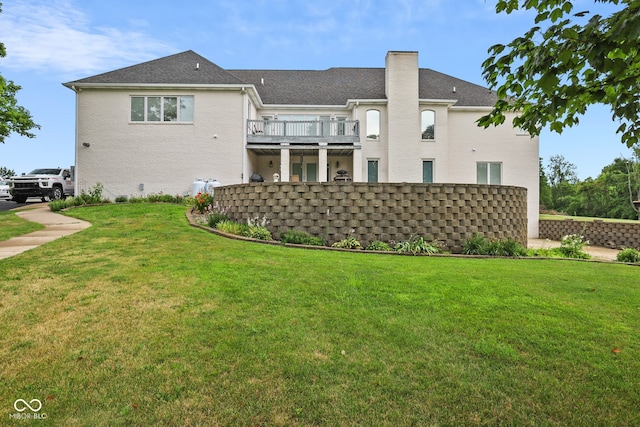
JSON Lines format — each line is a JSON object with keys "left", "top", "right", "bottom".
{"left": 130, "top": 96, "right": 194, "bottom": 122}
{"left": 421, "top": 110, "right": 435, "bottom": 140}
{"left": 477, "top": 162, "right": 502, "bottom": 185}
{"left": 366, "top": 109, "right": 380, "bottom": 140}
{"left": 422, "top": 160, "right": 434, "bottom": 183}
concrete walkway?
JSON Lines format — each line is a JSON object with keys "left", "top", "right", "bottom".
{"left": 528, "top": 238, "right": 619, "bottom": 261}
{"left": 0, "top": 204, "right": 92, "bottom": 260}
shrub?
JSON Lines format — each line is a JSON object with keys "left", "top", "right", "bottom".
{"left": 394, "top": 235, "right": 441, "bottom": 255}
{"left": 617, "top": 248, "right": 640, "bottom": 263}
{"left": 48, "top": 199, "right": 67, "bottom": 212}
{"left": 280, "top": 229, "right": 324, "bottom": 246}
{"left": 193, "top": 192, "right": 214, "bottom": 214}
{"left": 487, "top": 238, "right": 527, "bottom": 257}
{"left": 332, "top": 237, "right": 363, "bottom": 250}
{"left": 115, "top": 196, "right": 128, "bottom": 203}
{"left": 463, "top": 234, "right": 526, "bottom": 257}
{"left": 79, "top": 182, "right": 106, "bottom": 204}
{"left": 498, "top": 238, "right": 527, "bottom": 257}
{"left": 463, "top": 234, "right": 489, "bottom": 255}
{"left": 558, "top": 234, "right": 590, "bottom": 259}
{"left": 366, "top": 240, "right": 392, "bottom": 251}
{"left": 245, "top": 226, "right": 272, "bottom": 241}
{"left": 216, "top": 220, "right": 249, "bottom": 236}
{"left": 207, "top": 212, "right": 229, "bottom": 228}
{"left": 147, "top": 194, "right": 178, "bottom": 203}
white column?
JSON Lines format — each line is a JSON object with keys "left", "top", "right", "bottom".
{"left": 352, "top": 148, "right": 363, "bottom": 182}
{"left": 280, "top": 149, "right": 290, "bottom": 182}
{"left": 319, "top": 147, "right": 328, "bottom": 182}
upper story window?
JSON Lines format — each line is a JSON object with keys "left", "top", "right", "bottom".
{"left": 477, "top": 162, "right": 502, "bottom": 185}
{"left": 131, "top": 96, "right": 194, "bottom": 122}
{"left": 421, "top": 110, "right": 435, "bottom": 140}
{"left": 366, "top": 110, "right": 380, "bottom": 140}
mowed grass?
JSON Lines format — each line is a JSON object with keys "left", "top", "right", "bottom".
{"left": 0, "top": 209, "right": 44, "bottom": 241}
{"left": 1, "top": 204, "right": 639, "bottom": 426}
{"left": 540, "top": 213, "right": 639, "bottom": 223}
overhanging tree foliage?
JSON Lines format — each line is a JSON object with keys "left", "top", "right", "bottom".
{"left": 0, "top": 2, "right": 40, "bottom": 143}
{"left": 479, "top": 0, "right": 640, "bottom": 147}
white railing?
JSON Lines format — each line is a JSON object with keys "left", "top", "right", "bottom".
{"left": 247, "top": 119, "right": 359, "bottom": 143}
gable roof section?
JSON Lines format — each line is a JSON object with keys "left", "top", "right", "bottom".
{"left": 419, "top": 69, "right": 497, "bottom": 107}
{"left": 65, "top": 50, "right": 245, "bottom": 85}
{"left": 65, "top": 50, "right": 498, "bottom": 107}
{"left": 228, "top": 68, "right": 386, "bottom": 106}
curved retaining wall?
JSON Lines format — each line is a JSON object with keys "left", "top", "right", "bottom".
{"left": 214, "top": 182, "right": 528, "bottom": 253}
{"left": 539, "top": 219, "right": 640, "bottom": 249}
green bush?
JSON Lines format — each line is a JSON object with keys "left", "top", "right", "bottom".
{"left": 332, "top": 236, "right": 363, "bottom": 250}
{"left": 365, "top": 240, "right": 392, "bottom": 251}
{"left": 245, "top": 226, "right": 272, "bottom": 241}
{"left": 115, "top": 196, "right": 128, "bottom": 203}
{"left": 147, "top": 194, "right": 179, "bottom": 203}
{"left": 463, "top": 234, "right": 489, "bottom": 255}
{"left": 279, "top": 229, "right": 324, "bottom": 246}
{"left": 557, "top": 234, "right": 590, "bottom": 259}
{"left": 216, "top": 220, "right": 249, "bottom": 236}
{"left": 617, "top": 248, "right": 640, "bottom": 263}
{"left": 394, "top": 235, "right": 441, "bottom": 255}
{"left": 463, "top": 234, "right": 526, "bottom": 257}
{"left": 207, "top": 212, "right": 229, "bottom": 228}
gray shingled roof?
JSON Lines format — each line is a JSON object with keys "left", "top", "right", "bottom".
{"left": 66, "top": 50, "right": 497, "bottom": 107}
{"left": 65, "top": 51, "right": 245, "bottom": 85}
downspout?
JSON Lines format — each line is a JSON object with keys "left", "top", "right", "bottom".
{"left": 242, "top": 87, "right": 247, "bottom": 184}
{"left": 71, "top": 85, "right": 79, "bottom": 196}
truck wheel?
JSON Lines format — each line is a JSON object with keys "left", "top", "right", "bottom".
{"left": 50, "top": 186, "right": 64, "bottom": 201}
{"left": 13, "top": 196, "right": 27, "bottom": 203}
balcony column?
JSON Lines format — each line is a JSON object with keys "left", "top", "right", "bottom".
{"left": 280, "top": 148, "right": 290, "bottom": 182}
{"left": 318, "top": 145, "right": 328, "bottom": 182}
{"left": 352, "top": 148, "right": 363, "bottom": 182}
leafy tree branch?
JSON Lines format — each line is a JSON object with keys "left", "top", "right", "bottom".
{"left": 0, "top": 2, "right": 40, "bottom": 143}
{"left": 479, "top": 0, "right": 640, "bottom": 147}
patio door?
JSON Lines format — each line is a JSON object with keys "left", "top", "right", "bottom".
{"left": 292, "top": 163, "right": 303, "bottom": 182}
{"left": 306, "top": 163, "right": 317, "bottom": 182}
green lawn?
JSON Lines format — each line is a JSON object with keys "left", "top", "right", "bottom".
{"left": 540, "top": 213, "right": 639, "bottom": 223}
{"left": 0, "top": 209, "right": 44, "bottom": 241}
{"left": 1, "top": 204, "right": 639, "bottom": 426}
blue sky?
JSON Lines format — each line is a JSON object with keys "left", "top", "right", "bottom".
{"left": 0, "top": 0, "right": 633, "bottom": 179}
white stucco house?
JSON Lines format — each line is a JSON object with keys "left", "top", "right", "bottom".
{"left": 64, "top": 50, "right": 539, "bottom": 236}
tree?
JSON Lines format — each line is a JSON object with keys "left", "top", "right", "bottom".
{"left": 546, "top": 154, "right": 579, "bottom": 212}
{"left": 547, "top": 154, "right": 578, "bottom": 186}
{"left": 539, "top": 158, "right": 553, "bottom": 209}
{"left": 0, "top": 2, "right": 40, "bottom": 143}
{"left": 0, "top": 166, "right": 15, "bottom": 178}
{"left": 479, "top": 0, "right": 640, "bottom": 147}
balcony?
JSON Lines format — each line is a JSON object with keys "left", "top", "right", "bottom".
{"left": 247, "top": 119, "right": 360, "bottom": 146}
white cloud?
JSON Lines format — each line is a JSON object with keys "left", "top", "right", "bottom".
{"left": 0, "top": 0, "right": 174, "bottom": 78}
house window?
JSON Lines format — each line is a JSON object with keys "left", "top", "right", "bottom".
{"left": 367, "top": 160, "right": 379, "bottom": 183}
{"left": 366, "top": 110, "right": 380, "bottom": 140}
{"left": 477, "top": 162, "right": 502, "bottom": 185}
{"left": 422, "top": 160, "right": 434, "bottom": 183}
{"left": 130, "top": 96, "right": 194, "bottom": 122}
{"left": 421, "top": 110, "right": 435, "bottom": 140}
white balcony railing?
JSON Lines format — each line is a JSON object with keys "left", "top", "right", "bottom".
{"left": 247, "top": 119, "right": 359, "bottom": 145}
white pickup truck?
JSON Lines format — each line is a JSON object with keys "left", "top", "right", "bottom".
{"left": 10, "top": 168, "right": 75, "bottom": 203}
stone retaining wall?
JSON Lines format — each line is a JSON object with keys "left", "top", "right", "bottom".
{"left": 214, "top": 182, "right": 528, "bottom": 253}
{"left": 539, "top": 219, "right": 640, "bottom": 249}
